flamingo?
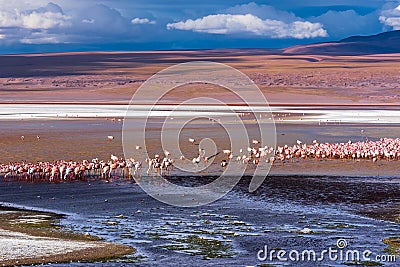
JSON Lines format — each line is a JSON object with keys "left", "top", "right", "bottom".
{"left": 110, "top": 154, "right": 119, "bottom": 162}
{"left": 50, "top": 166, "right": 59, "bottom": 181}
{"left": 161, "top": 157, "right": 173, "bottom": 176}
{"left": 152, "top": 155, "right": 162, "bottom": 175}
{"left": 102, "top": 165, "right": 111, "bottom": 179}
{"left": 223, "top": 149, "right": 231, "bottom": 155}
{"left": 192, "top": 155, "right": 201, "bottom": 165}
{"left": 133, "top": 160, "right": 142, "bottom": 177}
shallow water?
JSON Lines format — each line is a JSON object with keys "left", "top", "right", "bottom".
{"left": 0, "top": 175, "right": 398, "bottom": 266}
{"left": 2, "top": 118, "right": 400, "bottom": 163}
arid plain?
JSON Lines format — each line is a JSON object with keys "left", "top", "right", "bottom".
{"left": 1, "top": 50, "right": 400, "bottom": 104}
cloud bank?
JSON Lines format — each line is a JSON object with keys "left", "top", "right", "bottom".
{"left": 167, "top": 13, "right": 327, "bottom": 39}
{"left": 0, "top": 1, "right": 156, "bottom": 45}
{"left": 310, "top": 9, "right": 381, "bottom": 38}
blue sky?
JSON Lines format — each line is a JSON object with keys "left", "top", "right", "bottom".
{"left": 0, "top": 0, "right": 400, "bottom": 53}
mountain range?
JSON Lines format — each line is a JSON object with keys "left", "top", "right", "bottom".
{"left": 283, "top": 30, "right": 400, "bottom": 55}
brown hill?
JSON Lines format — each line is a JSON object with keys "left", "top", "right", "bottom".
{"left": 283, "top": 30, "right": 400, "bottom": 55}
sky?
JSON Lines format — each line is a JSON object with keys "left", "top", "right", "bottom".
{"left": 0, "top": 0, "right": 400, "bottom": 53}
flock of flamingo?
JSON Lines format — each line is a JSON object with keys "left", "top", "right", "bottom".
{"left": 1, "top": 136, "right": 399, "bottom": 182}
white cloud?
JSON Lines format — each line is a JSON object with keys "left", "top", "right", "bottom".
{"left": 70, "top": 4, "right": 136, "bottom": 37}
{"left": 22, "top": 11, "right": 71, "bottom": 29}
{"left": 0, "top": 2, "right": 71, "bottom": 45}
{"left": 82, "top": 19, "right": 95, "bottom": 24}
{"left": 0, "top": 11, "right": 22, "bottom": 27}
{"left": 0, "top": 3, "right": 70, "bottom": 29}
{"left": 167, "top": 13, "right": 327, "bottom": 39}
{"left": 379, "top": 16, "right": 400, "bottom": 30}
{"left": 0, "top": 0, "right": 49, "bottom": 13}
{"left": 226, "top": 2, "right": 298, "bottom": 23}
{"left": 380, "top": 4, "right": 400, "bottom": 30}
{"left": 131, "top": 17, "right": 155, "bottom": 25}
{"left": 20, "top": 32, "right": 66, "bottom": 44}
{"left": 0, "top": 2, "right": 145, "bottom": 45}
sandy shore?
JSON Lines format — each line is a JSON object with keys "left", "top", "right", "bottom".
{"left": 0, "top": 209, "right": 134, "bottom": 266}
{"left": 0, "top": 228, "right": 133, "bottom": 266}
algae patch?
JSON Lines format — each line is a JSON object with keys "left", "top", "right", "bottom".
{"left": 151, "top": 234, "right": 235, "bottom": 259}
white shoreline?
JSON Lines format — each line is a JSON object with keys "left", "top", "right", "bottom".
{"left": 0, "top": 228, "right": 102, "bottom": 263}
{"left": 0, "top": 104, "right": 400, "bottom": 124}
